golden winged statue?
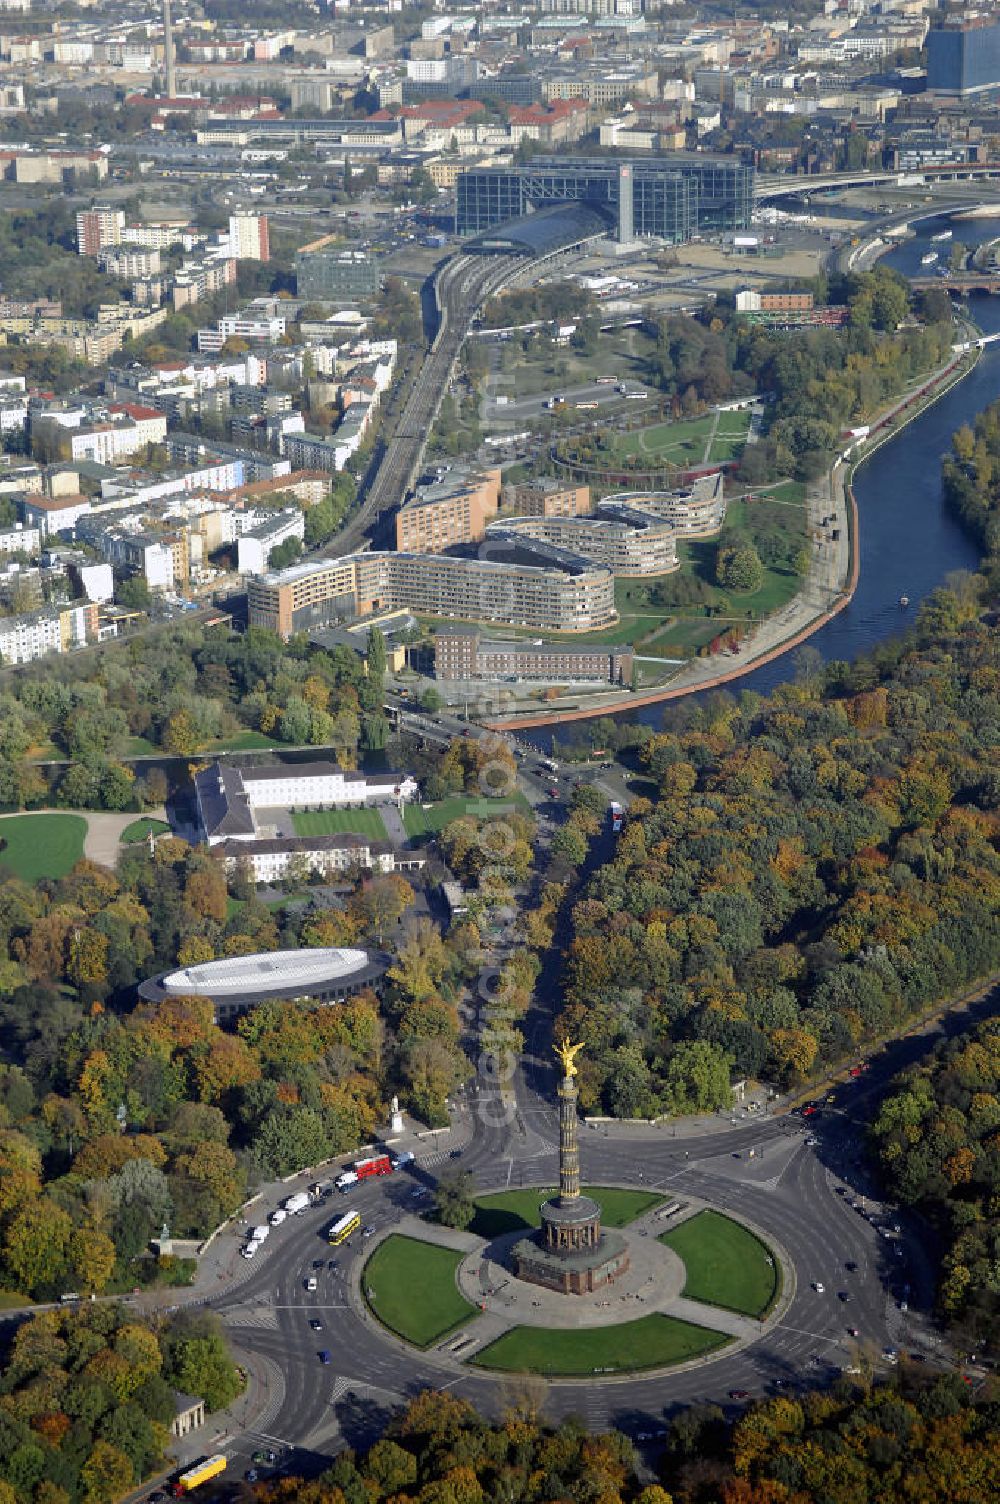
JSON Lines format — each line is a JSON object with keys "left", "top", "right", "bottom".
{"left": 555, "top": 1037, "right": 584, "bottom": 1079}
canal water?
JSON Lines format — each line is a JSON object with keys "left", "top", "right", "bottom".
{"left": 532, "top": 212, "right": 1000, "bottom": 742}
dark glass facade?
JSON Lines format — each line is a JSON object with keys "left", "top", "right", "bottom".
{"left": 928, "top": 20, "right": 1000, "bottom": 96}
{"left": 295, "top": 249, "right": 381, "bottom": 301}
{"left": 456, "top": 156, "right": 754, "bottom": 242}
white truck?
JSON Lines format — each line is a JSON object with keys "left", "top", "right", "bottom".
{"left": 249, "top": 1224, "right": 269, "bottom": 1243}
{"left": 335, "top": 1170, "right": 359, "bottom": 1192}
{"left": 283, "top": 1191, "right": 310, "bottom": 1215}
{"left": 268, "top": 1208, "right": 287, "bottom": 1226}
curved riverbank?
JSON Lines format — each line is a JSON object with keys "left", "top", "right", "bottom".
{"left": 485, "top": 336, "right": 978, "bottom": 733}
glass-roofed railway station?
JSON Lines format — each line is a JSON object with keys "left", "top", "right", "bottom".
{"left": 456, "top": 156, "right": 755, "bottom": 249}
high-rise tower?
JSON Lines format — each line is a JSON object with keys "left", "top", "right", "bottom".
{"left": 162, "top": 0, "right": 177, "bottom": 99}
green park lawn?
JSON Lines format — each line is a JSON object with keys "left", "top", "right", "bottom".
{"left": 473, "top": 1314, "right": 728, "bottom": 1375}
{"left": 613, "top": 414, "right": 715, "bottom": 463}
{"left": 470, "top": 1187, "right": 663, "bottom": 1240}
{"left": 0, "top": 814, "right": 87, "bottom": 881}
{"left": 291, "top": 808, "right": 389, "bottom": 840}
{"left": 659, "top": 1210, "right": 779, "bottom": 1318}
{"left": 119, "top": 817, "right": 171, "bottom": 844}
{"left": 205, "top": 730, "right": 283, "bottom": 753}
{"left": 121, "top": 736, "right": 160, "bottom": 757}
{"left": 363, "top": 1235, "right": 476, "bottom": 1347}
{"left": 402, "top": 792, "right": 531, "bottom": 840}
{"left": 709, "top": 412, "right": 752, "bottom": 462}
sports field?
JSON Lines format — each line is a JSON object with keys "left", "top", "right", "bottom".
{"left": 363, "top": 1235, "right": 476, "bottom": 1347}
{"left": 659, "top": 1209, "right": 779, "bottom": 1317}
{"left": 473, "top": 1313, "right": 728, "bottom": 1374}
{"left": 291, "top": 808, "right": 389, "bottom": 840}
{"left": 0, "top": 814, "right": 87, "bottom": 881}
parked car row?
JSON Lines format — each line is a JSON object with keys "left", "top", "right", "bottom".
{"left": 241, "top": 1152, "right": 416, "bottom": 1258}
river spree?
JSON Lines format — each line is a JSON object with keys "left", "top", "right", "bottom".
{"left": 543, "top": 213, "right": 998, "bottom": 740}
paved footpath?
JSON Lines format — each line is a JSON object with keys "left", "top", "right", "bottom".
{"left": 0, "top": 806, "right": 168, "bottom": 866}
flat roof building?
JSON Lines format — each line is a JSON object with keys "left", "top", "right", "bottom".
{"left": 601, "top": 471, "right": 727, "bottom": 538}
{"left": 501, "top": 479, "right": 591, "bottom": 518}
{"left": 487, "top": 501, "right": 678, "bottom": 577}
{"left": 928, "top": 16, "right": 1000, "bottom": 97}
{"left": 295, "top": 238, "right": 382, "bottom": 302}
{"left": 396, "top": 466, "right": 501, "bottom": 553}
{"left": 247, "top": 546, "right": 617, "bottom": 637}
{"left": 435, "top": 629, "right": 633, "bottom": 685}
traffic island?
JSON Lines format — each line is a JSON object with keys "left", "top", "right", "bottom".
{"left": 470, "top": 1313, "right": 730, "bottom": 1375}
{"left": 362, "top": 1234, "right": 478, "bottom": 1347}
{"left": 658, "top": 1209, "right": 781, "bottom": 1318}
{"left": 357, "top": 1044, "right": 789, "bottom": 1381}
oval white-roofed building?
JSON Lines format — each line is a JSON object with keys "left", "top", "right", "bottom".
{"left": 139, "top": 946, "right": 386, "bottom": 1023}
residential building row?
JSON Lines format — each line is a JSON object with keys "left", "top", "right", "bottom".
{"left": 485, "top": 502, "right": 680, "bottom": 578}
{"left": 247, "top": 545, "right": 618, "bottom": 638}
{"left": 0, "top": 600, "right": 96, "bottom": 665}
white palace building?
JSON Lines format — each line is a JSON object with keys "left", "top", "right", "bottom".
{"left": 193, "top": 759, "right": 420, "bottom": 882}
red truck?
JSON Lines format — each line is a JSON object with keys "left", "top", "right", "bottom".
{"left": 355, "top": 1154, "right": 392, "bottom": 1180}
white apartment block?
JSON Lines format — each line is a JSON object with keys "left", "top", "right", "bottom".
{"left": 0, "top": 523, "right": 40, "bottom": 556}
{"left": 236, "top": 507, "right": 305, "bottom": 576}
{"left": 197, "top": 314, "right": 286, "bottom": 352}
{"left": 99, "top": 247, "right": 162, "bottom": 279}
{"left": 0, "top": 609, "right": 61, "bottom": 665}
{"left": 21, "top": 494, "right": 92, "bottom": 538}
{"left": 65, "top": 415, "right": 167, "bottom": 465}
{"left": 120, "top": 221, "right": 193, "bottom": 250}
{"left": 227, "top": 213, "right": 269, "bottom": 262}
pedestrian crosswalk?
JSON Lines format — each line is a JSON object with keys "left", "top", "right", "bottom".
{"left": 417, "top": 1149, "right": 456, "bottom": 1170}
{"left": 328, "top": 1376, "right": 406, "bottom": 1408}
{"left": 217, "top": 1304, "right": 280, "bottom": 1331}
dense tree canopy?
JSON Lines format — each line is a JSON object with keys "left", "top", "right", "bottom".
{"left": 0, "top": 1304, "right": 239, "bottom": 1503}
{"left": 871, "top": 1019, "right": 1000, "bottom": 1344}
{"left": 0, "top": 621, "right": 383, "bottom": 812}
{"left": 556, "top": 600, "right": 1000, "bottom": 1115}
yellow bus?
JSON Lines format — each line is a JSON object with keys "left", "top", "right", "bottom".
{"left": 170, "top": 1454, "right": 227, "bottom": 1495}
{"left": 328, "top": 1209, "right": 361, "bottom": 1245}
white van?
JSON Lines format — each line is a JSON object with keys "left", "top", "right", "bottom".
{"left": 241, "top": 1240, "right": 261, "bottom": 1260}
{"left": 268, "top": 1208, "right": 287, "bottom": 1226}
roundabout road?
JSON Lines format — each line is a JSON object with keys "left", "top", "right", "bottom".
{"left": 202, "top": 865, "right": 999, "bottom": 1474}
{"left": 206, "top": 1049, "right": 915, "bottom": 1473}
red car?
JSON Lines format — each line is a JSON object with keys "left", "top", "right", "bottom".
{"left": 802, "top": 1105, "right": 818, "bottom": 1117}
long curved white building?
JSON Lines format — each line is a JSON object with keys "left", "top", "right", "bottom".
{"left": 139, "top": 946, "right": 386, "bottom": 1022}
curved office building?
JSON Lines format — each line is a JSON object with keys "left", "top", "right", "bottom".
{"left": 139, "top": 947, "right": 386, "bottom": 1023}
